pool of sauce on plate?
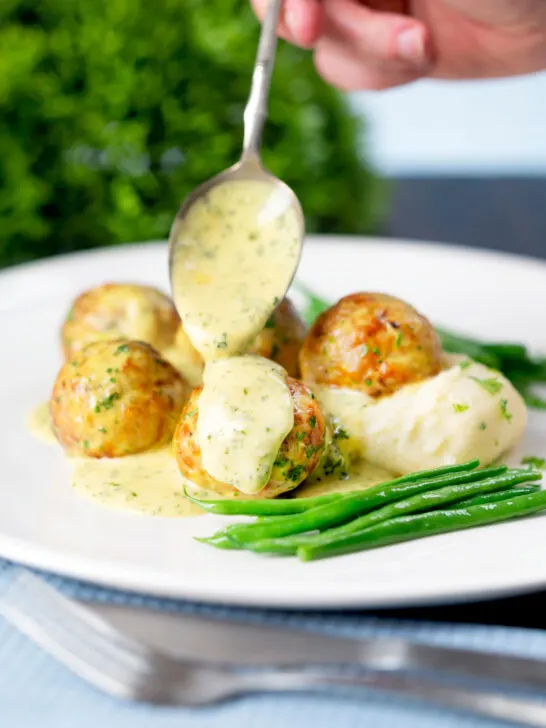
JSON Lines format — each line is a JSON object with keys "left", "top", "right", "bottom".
{"left": 27, "top": 405, "right": 202, "bottom": 518}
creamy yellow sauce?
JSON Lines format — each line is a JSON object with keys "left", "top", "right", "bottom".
{"left": 162, "top": 341, "right": 204, "bottom": 388}
{"left": 27, "top": 402, "right": 56, "bottom": 443}
{"left": 28, "top": 405, "right": 202, "bottom": 517}
{"left": 171, "top": 179, "right": 301, "bottom": 361}
{"left": 70, "top": 447, "right": 203, "bottom": 517}
{"left": 198, "top": 356, "right": 294, "bottom": 494}
{"left": 296, "top": 459, "right": 394, "bottom": 498}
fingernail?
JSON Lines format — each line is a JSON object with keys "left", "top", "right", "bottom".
{"left": 396, "top": 27, "right": 428, "bottom": 66}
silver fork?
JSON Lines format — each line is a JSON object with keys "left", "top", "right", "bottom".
{"left": 2, "top": 570, "right": 546, "bottom": 726}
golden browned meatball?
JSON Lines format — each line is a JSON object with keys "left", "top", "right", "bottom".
{"left": 247, "top": 298, "right": 306, "bottom": 377}
{"left": 51, "top": 339, "right": 189, "bottom": 458}
{"left": 300, "top": 292, "right": 443, "bottom": 397}
{"left": 174, "top": 378, "right": 326, "bottom": 498}
{"left": 61, "top": 283, "right": 180, "bottom": 359}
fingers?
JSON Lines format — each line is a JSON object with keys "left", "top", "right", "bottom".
{"left": 314, "top": 35, "right": 425, "bottom": 91}
{"left": 250, "top": 0, "right": 323, "bottom": 48}
{"left": 313, "top": 0, "right": 434, "bottom": 90}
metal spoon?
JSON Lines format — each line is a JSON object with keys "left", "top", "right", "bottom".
{"left": 167, "top": 0, "right": 304, "bottom": 321}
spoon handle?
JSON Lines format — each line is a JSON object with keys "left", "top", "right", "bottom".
{"left": 243, "top": 0, "right": 283, "bottom": 160}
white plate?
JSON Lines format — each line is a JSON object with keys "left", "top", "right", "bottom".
{"left": 1, "top": 238, "right": 545, "bottom": 610}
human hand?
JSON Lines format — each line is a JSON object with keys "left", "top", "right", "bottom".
{"left": 251, "top": 0, "right": 546, "bottom": 89}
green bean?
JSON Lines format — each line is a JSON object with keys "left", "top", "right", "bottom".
{"left": 450, "top": 484, "right": 540, "bottom": 509}
{"left": 247, "top": 468, "right": 535, "bottom": 555}
{"left": 185, "top": 488, "right": 344, "bottom": 516}
{"left": 201, "top": 465, "right": 504, "bottom": 547}
{"left": 482, "top": 343, "right": 528, "bottom": 360}
{"left": 436, "top": 329, "right": 500, "bottom": 369}
{"left": 186, "top": 460, "right": 479, "bottom": 517}
{"left": 298, "top": 489, "right": 546, "bottom": 562}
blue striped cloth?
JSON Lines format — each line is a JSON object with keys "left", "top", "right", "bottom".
{"left": 1, "top": 558, "right": 545, "bottom": 728}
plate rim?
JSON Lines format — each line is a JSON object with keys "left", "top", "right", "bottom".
{"left": 2, "top": 234, "right": 546, "bottom": 284}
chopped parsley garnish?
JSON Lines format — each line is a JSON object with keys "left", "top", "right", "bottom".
{"left": 243, "top": 388, "right": 249, "bottom": 395}
{"left": 94, "top": 392, "right": 121, "bottom": 412}
{"left": 322, "top": 453, "right": 344, "bottom": 477}
{"left": 309, "top": 415, "right": 317, "bottom": 429}
{"left": 500, "top": 398, "right": 512, "bottom": 422}
{"left": 274, "top": 454, "right": 289, "bottom": 468}
{"left": 264, "top": 314, "right": 276, "bottom": 329}
{"left": 273, "top": 296, "right": 279, "bottom": 306}
{"left": 365, "top": 378, "right": 373, "bottom": 387}
{"left": 479, "top": 421, "right": 487, "bottom": 430}
{"left": 333, "top": 427, "right": 350, "bottom": 440}
{"left": 184, "top": 409, "right": 197, "bottom": 419}
{"left": 460, "top": 359, "right": 473, "bottom": 370}
{"left": 305, "top": 445, "right": 321, "bottom": 459}
{"left": 71, "top": 360, "right": 79, "bottom": 367}
{"left": 396, "top": 332, "right": 403, "bottom": 348}
{"left": 98, "top": 427, "right": 107, "bottom": 434}
{"left": 521, "top": 456, "right": 546, "bottom": 470}
{"left": 452, "top": 403, "right": 469, "bottom": 413}
{"left": 114, "top": 343, "right": 130, "bottom": 355}
{"left": 287, "top": 464, "right": 305, "bottom": 482}
{"left": 371, "top": 347, "right": 381, "bottom": 356}
{"left": 296, "top": 431, "right": 306, "bottom": 442}
{"left": 470, "top": 376, "right": 503, "bottom": 395}
{"left": 83, "top": 440, "right": 89, "bottom": 449}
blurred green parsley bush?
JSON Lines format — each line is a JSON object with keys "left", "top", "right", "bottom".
{"left": 0, "top": 0, "right": 384, "bottom": 268}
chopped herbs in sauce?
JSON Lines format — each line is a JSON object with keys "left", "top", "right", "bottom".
{"left": 287, "top": 464, "right": 305, "bottom": 482}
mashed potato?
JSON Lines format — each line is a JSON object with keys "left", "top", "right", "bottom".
{"left": 317, "top": 356, "right": 527, "bottom": 474}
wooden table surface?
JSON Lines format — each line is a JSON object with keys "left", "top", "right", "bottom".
{"left": 368, "top": 176, "right": 546, "bottom": 626}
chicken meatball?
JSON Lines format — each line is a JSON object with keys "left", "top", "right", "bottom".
{"left": 61, "top": 283, "right": 180, "bottom": 359}
{"left": 51, "top": 339, "right": 189, "bottom": 457}
{"left": 174, "top": 378, "right": 326, "bottom": 498}
{"left": 300, "top": 292, "right": 443, "bottom": 397}
{"left": 247, "top": 298, "right": 306, "bottom": 377}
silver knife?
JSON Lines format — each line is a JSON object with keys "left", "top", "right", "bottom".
{"left": 84, "top": 600, "right": 546, "bottom": 693}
